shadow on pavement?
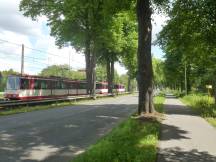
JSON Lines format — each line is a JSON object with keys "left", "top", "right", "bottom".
{"left": 0, "top": 103, "right": 137, "bottom": 162}
{"left": 160, "top": 123, "right": 190, "bottom": 141}
{"left": 163, "top": 103, "right": 199, "bottom": 116}
{"left": 157, "top": 147, "right": 216, "bottom": 162}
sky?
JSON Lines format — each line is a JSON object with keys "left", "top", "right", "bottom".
{"left": 0, "top": 0, "right": 167, "bottom": 75}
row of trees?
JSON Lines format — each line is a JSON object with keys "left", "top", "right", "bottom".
{"left": 20, "top": 0, "right": 171, "bottom": 114}
{"left": 40, "top": 64, "right": 137, "bottom": 90}
{"left": 20, "top": 0, "right": 138, "bottom": 98}
{"left": 157, "top": 0, "right": 216, "bottom": 101}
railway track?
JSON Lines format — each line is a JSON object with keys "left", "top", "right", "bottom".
{"left": 0, "top": 93, "right": 128, "bottom": 109}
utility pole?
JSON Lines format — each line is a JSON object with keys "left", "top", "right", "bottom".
{"left": 21, "top": 44, "right": 24, "bottom": 75}
{"left": 184, "top": 62, "right": 187, "bottom": 95}
{"left": 69, "top": 50, "right": 71, "bottom": 70}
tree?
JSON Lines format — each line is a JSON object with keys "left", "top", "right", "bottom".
{"left": 39, "top": 64, "right": 85, "bottom": 80}
{"left": 152, "top": 58, "right": 165, "bottom": 89}
{"left": 157, "top": 0, "right": 216, "bottom": 99}
{"left": 20, "top": 0, "right": 105, "bottom": 97}
{"left": 20, "top": 0, "right": 133, "bottom": 98}
{"left": 120, "top": 12, "right": 138, "bottom": 92}
{"left": 136, "top": 0, "right": 169, "bottom": 114}
{"left": 136, "top": 0, "right": 154, "bottom": 114}
{"left": 97, "top": 10, "right": 136, "bottom": 94}
{"left": 96, "top": 65, "right": 107, "bottom": 82}
{"left": 0, "top": 69, "right": 19, "bottom": 92}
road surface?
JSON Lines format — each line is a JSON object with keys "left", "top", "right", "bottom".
{"left": 0, "top": 95, "right": 137, "bottom": 162}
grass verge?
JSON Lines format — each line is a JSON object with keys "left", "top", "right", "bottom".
{"left": 0, "top": 92, "right": 3, "bottom": 99}
{"left": 71, "top": 96, "right": 164, "bottom": 162}
{"left": 0, "top": 101, "right": 77, "bottom": 116}
{"left": 154, "top": 96, "right": 165, "bottom": 113}
{"left": 181, "top": 94, "right": 216, "bottom": 127}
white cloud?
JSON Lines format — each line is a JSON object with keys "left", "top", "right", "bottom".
{"left": 0, "top": 0, "right": 42, "bottom": 37}
{"left": 115, "top": 62, "right": 128, "bottom": 75}
{"left": 0, "top": 0, "right": 85, "bottom": 75}
{"left": 45, "top": 37, "right": 85, "bottom": 70}
{"left": 152, "top": 12, "right": 169, "bottom": 42}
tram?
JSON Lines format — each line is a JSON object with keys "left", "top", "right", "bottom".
{"left": 4, "top": 75, "right": 125, "bottom": 100}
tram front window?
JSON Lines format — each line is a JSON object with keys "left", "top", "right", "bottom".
{"left": 6, "top": 76, "right": 20, "bottom": 90}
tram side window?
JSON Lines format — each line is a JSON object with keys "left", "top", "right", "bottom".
{"left": 55, "top": 81, "right": 60, "bottom": 89}
{"left": 41, "top": 80, "right": 48, "bottom": 89}
{"left": 47, "top": 80, "right": 52, "bottom": 89}
{"left": 114, "top": 85, "right": 118, "bottom": 89}
{"left": 69, "top": 82, "right": 77, "bottom": 89}
{"left": 64, "top": 82, "right": 69, "bottom": 89}
{"left": 96, "top": 83, "right": 102, "bottom": 89}
{"left": 20, "top": 79, "right": 29, "bottom": 89}
{"left": 61, "top": 82, "right": 66, "bottom": 89}
{"left": 51, "top": 81, "right": 56, "bottom": 89}
{"left": 34, "top": 80, "right": 41, "bottom": 89}
{"left": 79, "top": 83, "right": 87, "bottom": 89}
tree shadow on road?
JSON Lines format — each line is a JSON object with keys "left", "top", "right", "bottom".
{"left": 0, "top": 103, "right": 137, "bottom": 162}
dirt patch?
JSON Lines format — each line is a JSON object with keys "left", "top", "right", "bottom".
{"left": 132, "top": 112, "right": 164, "bottom": 122}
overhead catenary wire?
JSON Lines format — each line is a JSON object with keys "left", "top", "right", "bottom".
{"left": 0, "top": 38, "right": 85, "bottom": 65}
{"left": 0, "top": 42, "right": 86, "bottom": 76}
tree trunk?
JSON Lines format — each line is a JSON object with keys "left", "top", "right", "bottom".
{"left": 85, "top": 38, "right": 91, "bottom": 95}
{"left": 187, "top": 64, "right": 191, "bottom": 93}
{"left": 212, "top": 72, "right": 216, "bottom": 104}
{"left": 107, "top": 59, "right": 112, "bottom": 93}
{"left": 106, "top": 59, "right": 112, "bottom": 93}
{"left": 137, "top": 0, "right": 155, "bottom": 115}
{"left": 91, "top": 51, "right": 97, "bottom": 99}
{"left": 106, "top": 56, "right": 114, "bottom": 94}
{"left": 128, "top": 75, "right": 131, "bottom": 92}
{"left": 110, "top": 58, "right": 114, "bottom": 95}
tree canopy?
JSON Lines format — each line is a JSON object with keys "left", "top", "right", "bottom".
{"left": 157, "top": 0, "right": 216, "bottom": 96}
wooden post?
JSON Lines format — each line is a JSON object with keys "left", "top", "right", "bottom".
{"left": 185, "top": 62, "right": 187, "bottom": 95}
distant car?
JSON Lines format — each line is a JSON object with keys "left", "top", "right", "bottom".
{"left": 4, "top": 75, "right": 125, "bottom": 100}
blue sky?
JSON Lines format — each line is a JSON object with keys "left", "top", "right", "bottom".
{"left": 152, "top": 46, "right": 164, "bottom": 59}
{"left": 0, "top": 0, "right": 167, "bottom": 75}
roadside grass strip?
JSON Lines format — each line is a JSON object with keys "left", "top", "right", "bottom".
{"left": 154, "top": 96, "right": 165, "bottom": 113}
{"left": 71, "top": 96, "right": 164, "bottom": 162}
{"left": 0, "top": 101, "right": 76, "bottom": 116}
{"left": 181, "top": 94, "right": 216, "bottom": 127}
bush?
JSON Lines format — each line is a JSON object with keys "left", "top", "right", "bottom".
{"left": 182, "top": 95, "right": 216, "bottom": 118}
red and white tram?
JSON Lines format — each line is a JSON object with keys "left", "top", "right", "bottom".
{"left": 114, "top": 84, "right": 125, "bottom": 93}
{"left": 4, "top": 75, "right": 125, "bottom": 100}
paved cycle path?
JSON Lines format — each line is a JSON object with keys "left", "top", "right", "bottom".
{"left": 157, "top": 95, "right": 216, "bottom": 162}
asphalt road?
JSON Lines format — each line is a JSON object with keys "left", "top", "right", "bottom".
{"left": 0, "top": 95, "right": 137, "bottom": 162}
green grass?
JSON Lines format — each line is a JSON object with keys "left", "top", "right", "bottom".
{"left": 0, "top": 100, "right": 77, "bottom": 116}
{"left": 71, "top": 96, "right": 164, "bottom": 162}
{"left": 0, "top": 92, "right": 3, "bottom": 99}
{"left": 181, "top": 94, "right": 216, "bottom": 127}
{"left": 154, "top": 96, "right": 165, "bottom": 113}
